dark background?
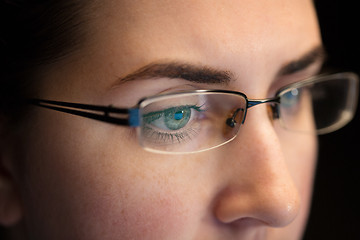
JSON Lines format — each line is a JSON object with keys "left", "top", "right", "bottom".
{"left": 0, "top": 1, "right": 358, "bottom": 239}
{"left": 304, "top": 0, "right": 360, "bottom": 239}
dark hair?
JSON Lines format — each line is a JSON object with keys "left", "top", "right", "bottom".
{"left": 0, "top": 0, "right": 91, "bottom": 125}
{"left": 0, "top": 0, "right": 91, "bottom": 235}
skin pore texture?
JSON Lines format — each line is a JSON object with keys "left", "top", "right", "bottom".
{"left": 1, "top": 0, "right": 322, "bottom": 239}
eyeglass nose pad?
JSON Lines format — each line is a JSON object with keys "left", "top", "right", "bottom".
{"left": 267, "top": 104, "right": 280, "bottom": 122}
{"left": 226, "top": 108, "right": 245, "bottom": 128}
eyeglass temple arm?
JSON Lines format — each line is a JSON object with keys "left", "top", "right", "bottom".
{"left": 28, "top": 99, "right": 140, "bottom": 127}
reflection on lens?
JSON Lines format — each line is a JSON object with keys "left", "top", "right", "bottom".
{"left": 277, "top": 73, "right": 359, "bottom": 134}
{"left": 138, "top": 91, "right": 247, "bottom": 153}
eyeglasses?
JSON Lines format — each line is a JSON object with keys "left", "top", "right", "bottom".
{"left": 30, "top": 72, "right": 359, "bottom": 154}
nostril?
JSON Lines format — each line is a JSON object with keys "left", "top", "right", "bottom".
{"left": 222, "top": 217, "right": 269, "bottom": 231}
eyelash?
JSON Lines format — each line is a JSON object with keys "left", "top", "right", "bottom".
{"left": 142, "top": 124, "right": 201, "bottom": 145}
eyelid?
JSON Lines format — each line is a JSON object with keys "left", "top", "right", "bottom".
{"left": 155, "top": 82, "right": 222, "bottom": 95}
{"left": 278, "top": 46, "right": 326, "bottom": 76}
{"left": 156, "top": 83, "right": 199, "bottom": 94}
{"left": 270, "top": 61, "right": 323, "bottom": 98}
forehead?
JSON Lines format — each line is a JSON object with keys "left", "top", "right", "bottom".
{"left": 88, "top": 0, "right": 320, "bottom": 71}
{"left": 94, "top": 1, "right": 318, "bottom": 43}
{"left": 44, "top": 0, "right": 321, "bottom": 99}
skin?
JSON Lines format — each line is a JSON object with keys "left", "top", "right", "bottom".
{"left": 0, "top": 0, "right": 323, "bottom": 239}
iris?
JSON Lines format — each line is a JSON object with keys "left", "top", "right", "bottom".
{"left": 164, "top": 108, "right": 191, "bottom": 130}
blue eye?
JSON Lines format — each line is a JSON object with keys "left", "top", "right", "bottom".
{"left": 143, "top": 105, "right": 202, "bottom": 131}
{"left": 163, "top": 107, "right": 191, "bottom": 130}
{"left": 174, "top": 111, "right": 184, "bottom": 120}
{"left": 281, "top": 88, "right": 301, "bottom": 108}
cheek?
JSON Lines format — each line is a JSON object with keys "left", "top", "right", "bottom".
{"left": 81, "top": 181, "right": 191, "bottom": 239}
{"left": 18, "top": 114, "right": 196, "bottom": 239}
{"left": 73, "top": 155, "right": 194, "bottom": 240}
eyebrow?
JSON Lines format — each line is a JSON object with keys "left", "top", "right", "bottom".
{"left": 118, "top": 62, "right": 233, "bottom": 85}
{"left": 277, "top": 46, "right": 326, "bottom": 76}
{"left": 115, "top": 45, "right": 326, "bottom": 85}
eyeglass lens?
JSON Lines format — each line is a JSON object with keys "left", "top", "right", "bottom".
{"left": 278, "top": 73, "right": 358, "bottom": 135}
{"left": 136, "top": 73, "right": 358, "bottom": 153}
{"left": 138, "top": 92, "right": 247, "bottom": 153}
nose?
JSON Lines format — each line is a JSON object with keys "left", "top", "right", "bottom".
{"left": 213, "top": 107, "right": 300, "bottom": 228}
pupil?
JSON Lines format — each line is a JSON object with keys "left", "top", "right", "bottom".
{"left": 174, "top": 111, "right": 184, "bottom": 120}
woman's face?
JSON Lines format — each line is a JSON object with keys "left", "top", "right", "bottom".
{"left": 4, "top": 0, "right": 322, "bottom": 239}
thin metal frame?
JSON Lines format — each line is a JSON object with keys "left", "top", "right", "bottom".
{"left": 29, "top": 72, "right": 359, "bottom": 134}
{"left": 29, "top": 90, "right": 280, "bottom": 128}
